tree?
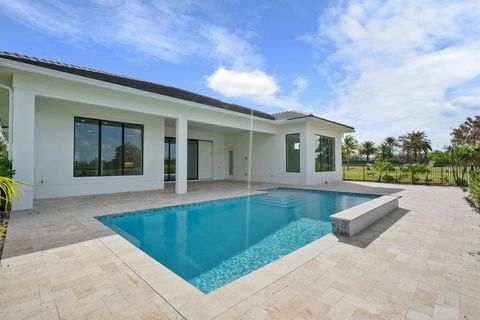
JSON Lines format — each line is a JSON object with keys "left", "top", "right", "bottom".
{"left": 342, "top": 134, "right": 358, "bottom": 170}
{"left": 401, "top": 163, "right": 428, "bottom": 184}
{"left": 377, "top": 143, "right": 394, "bottom": 161}
{"left": 359, "top": 141, "right": 376, "bottom": 162}
{"left": 399, "top": 131, "right": 432, "bottom": 162}
{"left": 451, "top": 115, "right": 480, "bottom": 146}
{"left": 372, "top": 161, "right": 396, "bottom": 182}
{"left": 428, "top": 145, "right": 476, "bottom": 185}
{"left": 384, "top": 137, "right": 397, "bottom": 148}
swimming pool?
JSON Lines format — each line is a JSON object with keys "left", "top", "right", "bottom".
{"left": 98, "top": 188, "right": 377, "bottom": 293}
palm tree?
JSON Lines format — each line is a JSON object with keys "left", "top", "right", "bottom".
{"left": 400, "top": 131, "right": 432, "bottom": 162}
{"left": 428, "top": 145, "right": 476, "bottom": 184}
{"left": 343, "top": 134, "right": 358, "bottom": 170}
{"left": 360, "top": 141, "right": 376, "bottom": 162}
{"left": 372, "top": 161, "right": 396, "bottom": 182}
{"left": 384, "top": 137, "right": 397, "bottom": 148}
{"left": 377, "top": 143, "right": 394, "bottom": 161}
{"left": 401, "top": 163, "right": 428, "bottom": 184}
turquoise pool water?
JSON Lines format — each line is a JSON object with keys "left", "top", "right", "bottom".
{"left": 99, "top": 188, "right": 377, "bottom": 293}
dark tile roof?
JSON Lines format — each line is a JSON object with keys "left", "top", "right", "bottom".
{"left": 287, "top": 114, "right": 354, "bottom": 130}
{"left": 272, "top": 111, "right": 309, "bottom": 120}
{"left": 0, "top": 51, "right": 275, "bottom": 120}
{"left": 274, "top": 110, "right": 354, "bottom": 130}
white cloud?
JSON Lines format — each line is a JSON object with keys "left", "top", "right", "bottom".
{"left": 206, "top": 68, "right": 313, "bottom": 113}
{"left": 0, "top": 0, "right": 262, "bottom": 69}
{"left": 206, "top": 68, "right": 277, "bottom": 98}
{"left": 307, "top": 0, "right": 480, "bottom": 148}
{"left": 201, "top": 26, "right": 263, "bottom": 70}
{"left": 450, "top": 90, "right": 480, "bottom": 110}
{"left": 293, "top": 77, "right": 308, "bottom": 92}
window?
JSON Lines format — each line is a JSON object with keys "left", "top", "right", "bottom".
{"left": 124, "top": 124, "right": 143, "bottom": 175}
{"left": 74, "top": 118, "right": 99, "bottom": 177}
{"left": 74, "top": 117, "right": 143, "bottom": 177}
{"left": 101, "top": 121, "right": 122, "bottom": 176}
{"left": 315, "top": 135, "right": 335, "bottom": 172}
{"left": 286, "top": 133, "right": 300, "bottom": 172}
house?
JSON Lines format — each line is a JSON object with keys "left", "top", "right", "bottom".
{"left": 0, "top": 52, "right": 354, "bottom": 210}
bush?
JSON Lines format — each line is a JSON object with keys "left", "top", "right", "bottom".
{"left": 0, "top": 156, "right": 14, "bottom": 212}
{"left": 455, "top": 178, "right": 468, "bottom": 187}
{"left": 0, "top": 156, "right": 14, "bottom": 178}
{"left": 469, "top": 170, "right": 480, "bottom": 212}
{"left": 382, "top": 174, "right": 395, "bottom": 183}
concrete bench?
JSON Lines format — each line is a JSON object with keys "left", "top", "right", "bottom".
{"left": 330, "top": 195, "right": 400, "bottom": 237}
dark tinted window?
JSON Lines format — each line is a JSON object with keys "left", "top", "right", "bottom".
{"left": 74, "top": 117, "right": 143, "bottom": 177}
{"left": 74, "top": 118, "right": 99, "bottom": 177}
{"left": 286, "top": 133, "right": 300, "bottom": 172}
{"left": 124, "top": 124, "right": 143, "bottom": 175}
{"left": 315, "top": 135, "right": 335, "bottom": 172}
{"left": 101, "top": 121, "right": 122, "bottom": 176}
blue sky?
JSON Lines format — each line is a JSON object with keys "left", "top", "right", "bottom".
{"left": 1, "top": 0, "right": 479, "bottom": 149}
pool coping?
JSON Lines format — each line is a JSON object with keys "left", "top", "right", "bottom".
{"left": 95, "top": 189, "right": 395, "bottom": 320}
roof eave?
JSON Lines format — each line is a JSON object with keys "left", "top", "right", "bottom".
{"left": 283, "top": 115, "right": 354, "bottom": 131}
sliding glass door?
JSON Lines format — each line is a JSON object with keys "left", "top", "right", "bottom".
{"left": 164, "top": 137, "right": 199, "bottom": 181}
{"left": 164, "top": 137, "right": 176, "bottom": 181}
{"left": 187, "top": 140, "right": 198, "bottom": 180}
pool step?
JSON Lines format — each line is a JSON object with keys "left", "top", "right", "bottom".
{"left": 252, "top": 195, "right": 307, "bottom": 208}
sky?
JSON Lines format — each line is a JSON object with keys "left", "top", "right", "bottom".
{"left": 1, "top": 0, "right": 479, "bottom": 149}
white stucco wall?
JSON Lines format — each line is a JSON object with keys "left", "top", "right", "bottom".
{"left": 225, "top": 123, "right": 308, "bottom": 185}
{"left": 225, "top": 120, "right": 344, "bottom": 185}
{"left": 33, "top": 97, "right": 165, "bottom": 199}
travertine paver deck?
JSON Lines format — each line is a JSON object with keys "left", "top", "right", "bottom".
{"left": 0, "top": 181, "right": 479, "bottom": 320}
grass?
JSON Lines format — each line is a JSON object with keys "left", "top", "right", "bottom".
{"left": 342, "top": 165, "right": 463, "bottom": 185}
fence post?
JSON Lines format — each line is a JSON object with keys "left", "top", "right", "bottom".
{"left": 441, "top": 166, "right": 444, "bottom": 185}
{"left": 363, "top": 165, "right": 366, "bottom": 181}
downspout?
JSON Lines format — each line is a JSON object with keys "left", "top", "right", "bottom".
{"left": 0, "top": 83, "right": 13, "bottom": 160}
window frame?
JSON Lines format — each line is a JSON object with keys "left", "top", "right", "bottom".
{"left": 314, "top": 134, "right": 336, "bottom": 172}
{"left": 73, "top": 116, "right": 144, "bottom": 177}
{"left": 286, "top": 133, "right": 301, "bottom": 173}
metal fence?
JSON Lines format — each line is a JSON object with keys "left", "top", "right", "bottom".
{"left": 342, "top": 164, "right": 470, "bottom": 185}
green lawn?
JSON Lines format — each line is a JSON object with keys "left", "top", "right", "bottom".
{"left": 342, "top": 165, "right": 464, "bottom": 185}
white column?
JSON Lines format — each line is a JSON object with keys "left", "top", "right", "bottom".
{"left": 11, "top": 88, "right": 35, "bottom": 210}
{"left": 175, "top": 118, "right": 187, "bottom": 194}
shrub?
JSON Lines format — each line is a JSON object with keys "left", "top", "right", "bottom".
{"left": 0, "top": 156, "right": 14, "bottom": 178}
{"left": 468, "top": 170, "right": 480, "bottom": 212}
{"left": 455, "top": 178, "right": 468, "bottom": 187}
{"left": 382, "top": 174, "right": 395, "bottom": 183}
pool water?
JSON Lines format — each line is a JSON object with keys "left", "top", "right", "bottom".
{"left": 99, "top": 188, "right": 377, "bottom": 293}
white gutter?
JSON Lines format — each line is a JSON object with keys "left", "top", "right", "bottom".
{"left": 0, "top": 83, "right": 13, "bottom": 160}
